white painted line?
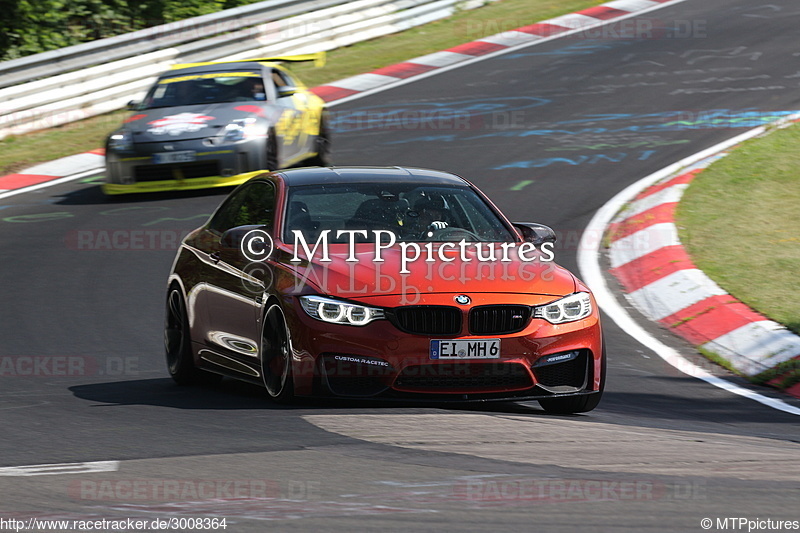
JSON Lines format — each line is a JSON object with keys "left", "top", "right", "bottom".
{"left": 627, "top": 269, "right": 727, "bottom": 321}
{"left": 609, "top": 222, "right": 679, "bottom": 268}
{"left": 0, "top": 460, "right": 119, "bottom": 476}
{"left": 620, "top": 183, "right": 689, "bottom": 219}
{"left": 578, "top": 127, "right": 800, "bottom": 416}
{"left": 702, "top": 322, "right": 800, "bottom": 376}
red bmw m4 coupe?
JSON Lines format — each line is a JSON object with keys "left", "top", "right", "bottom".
{"left": 165, "top": 166, "right": 605, "bottom": 413}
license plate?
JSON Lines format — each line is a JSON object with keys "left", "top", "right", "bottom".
{"left": 153, "top": 150, "right": 196, "bottom": 164}
{"left": 430, "top": 339, "right": 500, "bottom": 359}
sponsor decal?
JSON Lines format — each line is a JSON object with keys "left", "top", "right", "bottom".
{"left": 234, "top": 105, "right": 267, "bottom": 117}
{"left": 333, "top": 355, "right": 390, "bottom": 367}
{"left": 123, "top": 113, "right": 147, "bottom": 123}
{"left": 147, "top": 112, "right": 215, "bottom": 136}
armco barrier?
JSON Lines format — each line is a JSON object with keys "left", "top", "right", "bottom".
{"left": 0, "top": 0, "right": 491, "bottom": 140}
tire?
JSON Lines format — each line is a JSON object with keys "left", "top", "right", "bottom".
{"left": 164, "top": 286, "right": 222, "bottom": 386}
{"left": 265, "top": 130, "right": 279, "bottom": 171}
{"left": 260, "top": 304, "right": 295, "bottom": 403}
{"left": 538, "top": 347, "right": 606, "bottom": 414}
{"left": 307, "top": 115, "right": 332, "bottom": 166}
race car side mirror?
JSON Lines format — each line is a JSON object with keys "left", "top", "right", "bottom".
{"left": 513, "top": 223, "right": 557, "bottom": 245}
{"left": 277, "top": 86, "right": 298, "bottom": 98}
{"left": 126, "top": 100, "right": 142, "bottom": 111}
{"left": 220, "top": 225, "right": 273, "bottom": 252}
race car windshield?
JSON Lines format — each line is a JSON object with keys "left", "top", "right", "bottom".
{"left": 141, "top": 71, "right": 267, "bottom": 108}
{"left": 284, "top": 183, "right": 516, "bottom": 244}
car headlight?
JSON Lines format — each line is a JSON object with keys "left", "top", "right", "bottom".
{"left": 533, "top": 292, "right": 592, "bottom": 324}
{"left": 108, "top": 131, "right": 133, "bottom": 151}
{"left": 222, "top": 118, "right": 262, "bottom": 142}
{"left": 299, "top": 295, "right": 384, "bottom": 326}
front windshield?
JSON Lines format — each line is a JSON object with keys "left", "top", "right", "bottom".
{"left": 142, "top": 71, "right": 267, "bottom": 109}
{"left": 284, "top": 183, "right": 515, "bottom": 244}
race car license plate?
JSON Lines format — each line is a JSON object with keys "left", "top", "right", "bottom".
{"left": 153, "top": 150, "right": 196, "bottom": 164}
{"left": 430, "top": 339, "right": 500, "bottom": 359}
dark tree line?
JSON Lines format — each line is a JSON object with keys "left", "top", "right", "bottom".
{"left": 0, "top": 0, "right": 262, "bottom": 61}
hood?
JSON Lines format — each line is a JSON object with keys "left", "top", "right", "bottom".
{"left": 277, "top": 242, "right": 576, "bottom": 303}
{"left": 121, "top": 103, "right": 282, "bottom": 142}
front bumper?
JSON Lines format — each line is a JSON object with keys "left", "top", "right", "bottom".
{"left": 104, "top": 136, "right": 268, "bottom": 195}
{"left": 285, "top": 297, "right": 604, "bottom": 400}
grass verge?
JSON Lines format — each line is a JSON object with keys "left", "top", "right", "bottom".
{"left": 0, "top": 0, "right": 602, "bottom": 175}
{"left": 676, "top": 121, "right": 800, "bottom": 336}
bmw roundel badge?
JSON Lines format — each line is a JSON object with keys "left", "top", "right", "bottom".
{"left": 454, "top": 295, "right": 471, "bottom": 305}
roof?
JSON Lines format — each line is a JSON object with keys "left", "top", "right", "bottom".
{"left": 265, "top": 166, "right": 470, "bottom": 187}
{"left": 163, "top": 61, "right": 274, "bottom": 76}
{"left": 168, "top": 53, "right": 326, "bottom": 75}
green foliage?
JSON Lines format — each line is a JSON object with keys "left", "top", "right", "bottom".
{"left": 0, "top": 0, "right": 264, "bottom": 60}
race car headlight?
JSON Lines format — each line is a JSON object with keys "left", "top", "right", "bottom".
{"left": 533, "top": 292, "right": 592, "bottom": 324}
{"left": 300, "top": 295, "right": 384, "bottom": 326}
{"left": 222, "top": 118, "right": 262, "bottom": 142}
{"left": 108, "top": 131, "right": 133, "bottom": 151}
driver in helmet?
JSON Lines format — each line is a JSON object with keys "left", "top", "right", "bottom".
{"left": 410, "top": 196, "right": 449, "bottom": 239}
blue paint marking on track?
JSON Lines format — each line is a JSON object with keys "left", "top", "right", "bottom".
{"left": 494, "top": 150, "right": 656, "bottom": 170}
{"left": 387, "top": 109, "right": 800, "bottom": 145}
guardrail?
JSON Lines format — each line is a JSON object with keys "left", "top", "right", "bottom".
{"left": 0, "top": 0, "right": 488, "bottom": 141}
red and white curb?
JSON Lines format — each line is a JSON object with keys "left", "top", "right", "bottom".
{"left": 0, "top": 0, "right": 685, "bottom": 196}
{"left": 606, "top": 115, "right": 800, "bottom": 398}
{"left": 0, "top": 149, "right": 105, "bottom": 196}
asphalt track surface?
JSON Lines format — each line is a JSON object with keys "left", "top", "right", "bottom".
{"left": 2, "top": 0, "right": 800, "bottom": 531}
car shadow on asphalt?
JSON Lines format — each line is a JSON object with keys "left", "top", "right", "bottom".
{"left": 53, "top": 184, "right": 236, "bottom": 205}
{"left": 68, "top": 377, "right": 559, "bottom": 415}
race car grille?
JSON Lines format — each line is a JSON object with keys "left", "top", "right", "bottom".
{"left": 134, "top": 161, "right": 221, "bottom": 182}
{"left": 469, "top": 305, "right": 531, "bottom": 335}
{"left": 390, "top": 306, "right": 461, "bottom": 335}
{"left": 533, "top": 350, "right": 589, "bottom": 389}
{"left": 393, "top": 363, "right": 532, "bottom": 392}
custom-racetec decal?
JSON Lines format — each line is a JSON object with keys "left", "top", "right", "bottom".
{"left": 147, "top": 113, "right": 215, "bottom": 136}
{"left": 159, "top": 72, "right": 261, "bottom": 84}
{"left": 333, "top": 355, "right": 390, "bottom": 367}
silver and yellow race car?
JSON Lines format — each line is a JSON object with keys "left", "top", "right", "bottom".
{"left": 103, "top": 54, "right": 330, "bottom": 195}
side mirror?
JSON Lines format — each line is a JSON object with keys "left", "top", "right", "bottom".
{"left": 277, "top": 86, "right": 298, "bottom": 98}
{"left": 220, "top": 225, "right": 272, "bottom": 251}
{"left": 513, "top": 223, "right": 556, "bottom": 245}
{"left": 126, "top": 100, "right": 141, "bottom": 111}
